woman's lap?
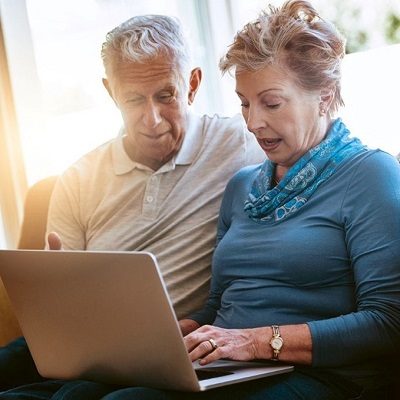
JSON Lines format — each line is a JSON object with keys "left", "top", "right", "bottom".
{"left": 101, "top": 371, "right": 361, "bottom": 400}
{"left": 0, "top": 370, "right": 361, "bottom": 400}
{"left": 0, "top": 343, "right": 363, "bottom": 400}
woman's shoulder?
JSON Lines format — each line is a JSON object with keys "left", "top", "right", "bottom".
{"left": 229, "top": 162, "right": 264, "bottom": 183}
{"left": 340, "top": 149, "right": 400, "bottom": 201}
{"left": 223, "top": 163, "right": 264, "bottom": 196}
{"left": 346, "top": 148, "right": 400, "bottom": 177}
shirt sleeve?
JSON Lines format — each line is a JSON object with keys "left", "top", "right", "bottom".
{"left": 46, "top": 168, "right": 86, "bottom": 250}
{"left": 308, "top": 151, "right": 400, "bottom": 367}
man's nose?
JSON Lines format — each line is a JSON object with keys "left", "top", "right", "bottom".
{"left": 142, "top": 101, "right": 162, "bottom": 128}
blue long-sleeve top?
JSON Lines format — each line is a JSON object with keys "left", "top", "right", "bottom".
{"left": 190, "top": 149, "right": 400, "bottom": 389}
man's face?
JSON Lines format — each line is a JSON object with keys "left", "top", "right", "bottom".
{"left": 104, "top": 57, "right": 200, "bottom": 171}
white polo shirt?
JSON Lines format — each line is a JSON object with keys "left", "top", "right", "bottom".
{"left": 47, "top": 112, "right": 265, "bottom": 318}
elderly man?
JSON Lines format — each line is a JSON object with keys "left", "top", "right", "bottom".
{"left": 0, "top": 14, "right": 264, "bottom": 399}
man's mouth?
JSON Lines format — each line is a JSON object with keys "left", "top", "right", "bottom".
{"left": 141, "top": 131, "right": 169, "bottom": 140}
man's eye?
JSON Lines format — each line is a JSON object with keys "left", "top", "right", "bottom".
{"left": 127, "top": 98, "right": 142, "bottom": 104}
{"left": 267, "top": 103, "right": 281, "bottom": 109}
{"left": 240, "top": 103, "right": 249, "bottom": 108}
{"left": 158, "top": 93, "right": 174, "bottom": 103}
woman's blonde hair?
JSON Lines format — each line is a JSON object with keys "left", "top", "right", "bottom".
{"left": 220, "top": 0, "right": 346, "bottom": 114}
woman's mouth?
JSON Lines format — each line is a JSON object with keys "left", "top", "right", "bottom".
{"left": 258, "top": 138, "right": 282, "bottom": 152}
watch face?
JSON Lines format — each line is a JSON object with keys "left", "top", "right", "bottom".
{"left": 271, "top": 337, "right": 283, "bottom": 350}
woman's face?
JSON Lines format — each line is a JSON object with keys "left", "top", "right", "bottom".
{"left": 236, "top": 64, "right": 327, "bottom": 170}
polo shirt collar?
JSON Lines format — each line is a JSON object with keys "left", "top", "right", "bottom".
{"left": 174, "top": 111, "right": 200, "bottom": 166}
{"left": 112, "top": 111, "right": 200, "bottom": 175}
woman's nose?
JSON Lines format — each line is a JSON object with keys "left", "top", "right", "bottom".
{"left": 245, "top": 105, "right": 266, "bottom": 136}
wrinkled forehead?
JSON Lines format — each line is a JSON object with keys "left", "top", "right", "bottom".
{"left": 235, "top": 63, "right": 298, "bottom": 94}
{"left": 107, "top": 56, "right": 185, "bottom": 88}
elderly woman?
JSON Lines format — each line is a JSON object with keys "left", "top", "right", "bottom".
{"left": 97, "top": 1, "right": 400, "bottom": 399}
{"left": 181, "top": 0, "right": 400, "bottom": 397}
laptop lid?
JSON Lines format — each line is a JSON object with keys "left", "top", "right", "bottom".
{"left": 0, "top": 250, "right": 293, "bottom": 392}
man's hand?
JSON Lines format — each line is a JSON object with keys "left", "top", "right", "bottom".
{"left": 47, "top": 232, "right": 63, "bottom": 250}
{"left": 178, "top": 319, "right": 200, "bottom": 336}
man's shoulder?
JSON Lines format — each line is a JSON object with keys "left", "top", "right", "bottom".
{"left": 199, "top": 113, "right": 246, "bottom": 137}
{"left": 189, "top": 112, "right": 264, "bottom": 165}
{"left": 60, "top": 137, "right": 117, "bottom": 180}
{"left": 80, "top": 138, "right": 116, "bottom": 162}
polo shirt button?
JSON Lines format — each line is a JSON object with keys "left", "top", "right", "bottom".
{"left": 146, "top": 195, "right": 154, "bottom": 203}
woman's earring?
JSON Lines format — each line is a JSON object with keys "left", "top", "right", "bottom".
{"left": 319, "top": 103, "right": 326, "bottom": 116}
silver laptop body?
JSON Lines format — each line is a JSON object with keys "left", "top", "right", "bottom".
{"left": 0, "top": 250, "right": 293, "bottom": 392}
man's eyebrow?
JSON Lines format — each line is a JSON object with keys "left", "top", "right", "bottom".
{"left": 158, "top": 84, "right": 178, "bottom": 92}
{"left": 122, "top": 91, "right": 143, "bottom": 97}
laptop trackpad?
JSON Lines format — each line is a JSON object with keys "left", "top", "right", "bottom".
{"left": 194, "top": 359, "right": 271, "bottom": 381}
{"left": 195, "top": 368, "right": 234, "bottom": 380}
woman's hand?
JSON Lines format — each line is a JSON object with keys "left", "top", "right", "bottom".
{"left": 183, "top": 325, "right": 267, "bottom": 365}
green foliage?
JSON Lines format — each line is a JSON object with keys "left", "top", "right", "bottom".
{"left": 385, "top": 11, "right": 400, "bottom": 44}
{"left": 318, "top": 0, "right": 400, "bottom": 54}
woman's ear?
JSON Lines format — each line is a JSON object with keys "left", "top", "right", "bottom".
{"left": 188, "top": 68, "right": 202, "bottom": 105}
{"left": 319, "top": 87, "right": 334, "bottom": 116}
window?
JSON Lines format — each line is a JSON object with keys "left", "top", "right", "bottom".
{"left": 2, "top": 0, "right": 218, "bottom": 186}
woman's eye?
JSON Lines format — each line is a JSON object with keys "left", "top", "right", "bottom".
{"left": 267, "top": 103, "right": 281, "bottom": 109}
{"left": 240, "top": 103, "right": 249, "bottom": 108}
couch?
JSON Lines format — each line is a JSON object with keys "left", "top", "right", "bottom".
{"left": 0, "top": 176, "right": 57, "bottom": 346}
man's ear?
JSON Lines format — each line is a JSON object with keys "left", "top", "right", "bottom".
{"left": 188, "top": 68, "right": 202, "bottom": 105}
{"left": 102, "top": 78, "right": 117, "bottom": 104}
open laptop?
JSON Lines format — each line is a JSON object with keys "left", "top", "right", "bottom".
{"left": 0, "top": 249, "right": 293, "bottom": 392}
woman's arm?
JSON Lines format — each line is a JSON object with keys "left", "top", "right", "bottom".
{"left": 184, "top": 323, "right": 312, "bottom": 365}
{"left": 307, "top": 152, "right": 400, "bottom": 367}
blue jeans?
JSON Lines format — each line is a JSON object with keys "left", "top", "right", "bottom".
{"left": 0, "top": 367, "right": 364, "bottom": 400}
{"left": 0, "top": 337, "right": 368, "bottom": 400}
{"left": 0, "top": 337, "right": 44, "bottom": 391}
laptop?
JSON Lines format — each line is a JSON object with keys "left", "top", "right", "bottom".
{"left": 0, "top": 249, "right": 293, "bottom": 392}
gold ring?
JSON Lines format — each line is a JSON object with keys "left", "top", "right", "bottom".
{"left": 208, "top": 338, "right": 218, "bottom": 350}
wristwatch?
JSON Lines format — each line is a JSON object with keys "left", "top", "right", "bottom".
{"left": 269, "top": 325, "right": 283, "bottom": 361}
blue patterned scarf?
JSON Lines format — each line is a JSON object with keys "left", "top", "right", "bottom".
{"left": 244, "top": 118, "right": 366, "bottom": 223}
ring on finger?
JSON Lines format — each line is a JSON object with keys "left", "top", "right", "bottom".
{"left": 208, "top": 338, "right": 218, "bottom": 351}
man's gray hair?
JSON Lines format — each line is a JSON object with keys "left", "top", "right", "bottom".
{"left": 101, "top": 15, "right": 191, "bottom": 81}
